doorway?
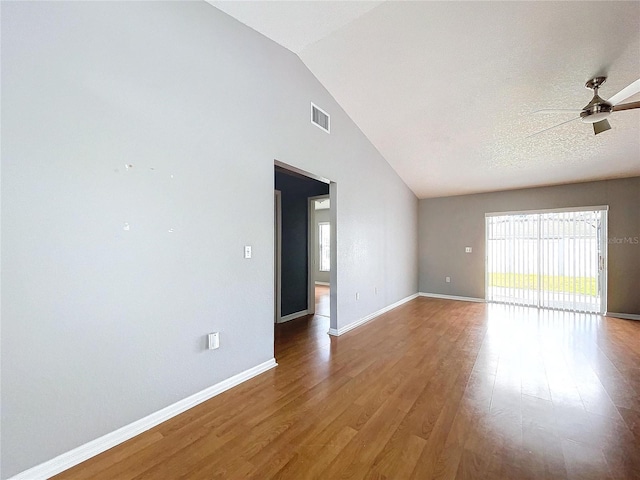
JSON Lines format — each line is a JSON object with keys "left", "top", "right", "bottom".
{"left": 309, "top": 195, "right": 331, "bottom": 320}
{"left": 273, "top": 163, "right": 334, "bottom": 328}
{"left": 485, "top": 206, "right": 608, "bottom": 314}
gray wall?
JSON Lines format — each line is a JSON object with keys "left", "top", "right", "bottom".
{"left": 314, "top": 207, "right": 331, "bottom": 284}
{"left": 418, "top": 177, "right": 640, "bottom": 314}
{"left": 0, "top": 2, "right": 418, "bottom": 477}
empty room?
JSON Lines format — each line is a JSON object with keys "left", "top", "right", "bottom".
{"left": 2, "top": 1, "right": 639, "bottom": 479}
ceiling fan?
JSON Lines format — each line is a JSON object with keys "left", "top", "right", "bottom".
{"left": 529, "top": 77, "right": 640, "bottom": 137}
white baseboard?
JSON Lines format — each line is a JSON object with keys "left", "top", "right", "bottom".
{"left": 606, "top": 312, "right": 640, "bottom": 321}
{"left": 315, "top": 281, "right": 330, "bottom": 286}
{"left": 419, "top": 292, "right": 485, "bottom": 303}
{"left": 9, "top": 358, "right": 277, "bottom": 480}
{"left": 279, "top": 310, "right": 309, "bottom": 323}
{"left": 328, "top": 293, "right": 419, "bottom": 336}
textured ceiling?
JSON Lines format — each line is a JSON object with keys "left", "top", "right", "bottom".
{"left": 210, "top": 1, "right": 640, "bottom": 198}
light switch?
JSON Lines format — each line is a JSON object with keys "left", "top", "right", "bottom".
{"left": 207, "top": 332, "right": 220, "bottom": 350}
{"left": 244, "top": 246, "right": 252, "bottom": 258}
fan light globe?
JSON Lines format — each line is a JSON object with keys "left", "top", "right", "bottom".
{"left": 580, "top": 102, "right": 613, "bottom": 124}
{"left": 581, "top": 110, "right": 611, "bottom": 124}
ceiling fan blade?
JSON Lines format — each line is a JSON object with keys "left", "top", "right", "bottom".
{"left": 612, "top": 101, "right": 640, "bottom": 112}
{"left": 526, "top": 116, "right": 580, "bottom": 139}
{"left": 606, "top": 79, "right": 640, "bottom": 106}
{"left": 593, "top": 119, "right": 611, "bottom": 135}
{"left": 532, "top": 109, "right": 581, "bottom": 114}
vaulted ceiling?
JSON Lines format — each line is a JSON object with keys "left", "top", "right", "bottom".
{"left": 209, "top": 1, "right": 640, "bottom": 198}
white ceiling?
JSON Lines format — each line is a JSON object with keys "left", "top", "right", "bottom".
{"left": 210, "top": 1, "right": 640, "bottom": 198}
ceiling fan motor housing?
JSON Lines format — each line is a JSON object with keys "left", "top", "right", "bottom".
{"left": 581, "top": 77, "right": 613, "bottom": 123}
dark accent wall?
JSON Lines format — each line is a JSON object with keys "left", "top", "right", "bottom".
{"left": 418, "top": 177, "right": 640, "bottom": 314}
{"left": 275, "top": 170, "right": 329, "bottom": 316}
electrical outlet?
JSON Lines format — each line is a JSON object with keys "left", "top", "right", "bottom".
{"left": 465, "top": 247, "right": 472, "bottom": 253}
{"left": 446, "top": 276, "right": 451, "bottom": 283}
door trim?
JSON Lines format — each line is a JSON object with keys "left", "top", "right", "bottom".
{"left": 274, "top": 190, "right": 282, "bottom": 323}
{"left": 598, "top": 209, "right": 608, "bottom": 314}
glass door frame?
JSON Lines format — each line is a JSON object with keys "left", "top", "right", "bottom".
{"left": 485, "top": 205, "right": 608, "bottom": 314}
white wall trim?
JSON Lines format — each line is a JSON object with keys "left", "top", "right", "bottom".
{"left": 8, "top": 358, "right": 277, "bottom": 480}
{"left": 279, "top": 310, "right": 309, "bottom": 323}
{"left": 419, "top": 292, "right": 485, "bottom": 303}
{"left": 328, "top": 293, "right": 419, "bottom": 336}
{"left": 315, "top": 281, "right": 330, "bottom": 286}
{"left": 606, "top": 312, "right": 640, "bottom": 321}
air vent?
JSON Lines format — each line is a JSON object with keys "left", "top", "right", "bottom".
{"left": 311, "top": 103, "right": 330, "bottom": 133}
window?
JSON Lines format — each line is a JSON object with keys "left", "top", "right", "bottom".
{"left": 319, "top": 222, "right": 330, "bottom": 271}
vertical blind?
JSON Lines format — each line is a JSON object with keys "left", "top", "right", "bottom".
{"left": 486, "top": 207, "right": 607, "bottom": 314}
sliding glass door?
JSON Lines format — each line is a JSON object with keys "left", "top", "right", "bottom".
{"left": 486, "top": 207, "right": 607, "bottom": 314}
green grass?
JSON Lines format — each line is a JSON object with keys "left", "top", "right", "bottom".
{"left": 488, "top": 273, "right": 597, "bottom": 296}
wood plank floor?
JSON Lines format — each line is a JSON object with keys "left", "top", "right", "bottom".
{"left": 314, "top": 284, "right": 330, "bottom": 318}
{"left": 54, "top": 297, "right": 640, "bottom": 479}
